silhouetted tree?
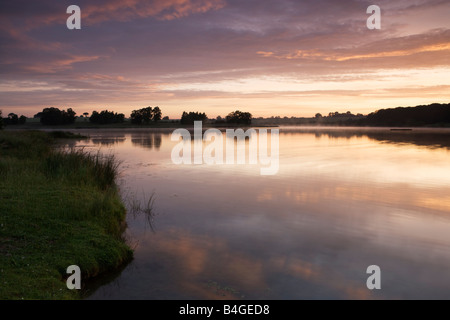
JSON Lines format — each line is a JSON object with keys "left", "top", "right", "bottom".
{"left": 90, "top": 110, "right": 125, "bottom": 124}
{"left": 141, "top": 107, "right": 153, "bottom": 124}
{"left": 130, "top": 107, "right": 156, "bottom": 124}
{"left": 2, "top": 113, "right": 27, "bottom": 125}
{"left": 215, "top": 116, "right": 225, "bottom": 124}
{"left": 65, "top": 108, "right": 76, "bottom": 124}
{"left": 8, "top": 113, "right": 19, "bottom": 125}
{"left": 325, "top": 111, "right": 360, "bottom": 120}
{"left": 90, "top": 111, "right": 99, "bottom": 123}
{"left": 366, "top": 103, "right": 450, "bottom": 126}
{"left": 130, "top": 109, "right": 143, "bottom": 124}
{"left": 115, "top": 113, "right": 125, "bottom": 123}
{"left": 162, "top": 116, "right": 170, "bottom": 121}
{"left": 0, "top": 110, "right": 3, "bottom": 129}
{"left": 180, "top": 111, "right": 208, "bottom": 125}
{"left": 41, "top": 108, "right": 62, "bottom": 125}
{"left": 40, "top": 107, "right": 77, "bottom": 125}
{"left": 19, "top": 115, "right": 27, "bottom": 125}
{"left": 152, "top": 106, "right": 162, "bottom": 122}
{"left": 226, "top": 110, "right": 252, "bottom": 125}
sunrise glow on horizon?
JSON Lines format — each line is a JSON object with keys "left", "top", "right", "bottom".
{"left": 0, "top": 0, "right": 449, "bottom": 119}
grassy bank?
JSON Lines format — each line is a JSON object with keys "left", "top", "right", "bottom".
{"left": 0, "top": 131, "right": 132, "bottom": 299}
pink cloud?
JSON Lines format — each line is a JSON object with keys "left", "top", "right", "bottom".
{"left": 21, "top": 55, "right": 103, "bottom": 74}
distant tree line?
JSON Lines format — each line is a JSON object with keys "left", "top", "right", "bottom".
{"left": 180, "top": 110, "right": 252, "bottom": 125}
{"left": 253, "top": 103, "right": 450, "bottom": 127}
{"left": 321, "top": 111, "right": 364, "bottom": 119}
{"left": 9, "top": 106, "right": 252, "bottom": 127}
{"left": 90, "top": 110, "right": 125, "bottom": 124}
{"left": 14, "top": 102, "right": 449, "bottom": 128}
{"left": 365, "top": 103, "right": 450, "bottom": 127}
{"left": 2, "top": 112, "right": 27, "bottom": 126}
{"left": 180, "top": 111, "right": 208, "bottom": 125}
{"left": 130, "top": 106, "right": 162, "bottom": 125}
{"left": 30, "top": 106, "right": 164, "bottom": 126}
{"left": 311, "top": 111, "right": 365, "bottom": 126}
{"left": 35, "top": 107, "right": 77, "bottom": 125}
{"left": 225, "top": 110, "right": 252, "bottom": 125}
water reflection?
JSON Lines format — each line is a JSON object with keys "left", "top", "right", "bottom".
{"left": 77, "top": 127, "right": 450, "bottom": 151}
{"left": 131, "top": 133, "right": 164, "bottom": 150}
{"left": 76, "top": 127, "right": 450, "bottom": 300}
{"left": 282, "top": 127, "right": 450, "bottom": 150}
{"left": 91, "top": 136, "right": 126, "bottom": 146}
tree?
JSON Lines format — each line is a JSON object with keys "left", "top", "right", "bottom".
{"left": 33, "top": 112, "right": 43, "bottom": 119}
{"left": 41, "top": 108, "right": 62, "bottom": 125}
{"left": 226, "top": 110, "right": 252, "bottom": 125}
{"left": 162, "top": 116, "right": 170, "bottom": 121}
{"left": 19, "top": 115, "right": 27, "bottom": 125}
{"left": 115, "top": 113, "right": 125, "bottom": 123}
{"left": 216, "top": 116, "right": 225, "bottom": 124}
{"left": 40, "top": 107, "right": 77, "bottom": 125}
{"left": 3, "top": 113, "right": 26, "bottom": 125}
{"left": 90, "top": 111, "right": 99, "bottom": 123}
{"left": 64, "top": 108, "right": 76, "bottom": 124}
{"left": 130, "top": 106, "right": 162, "bottom": 125}
{"left": 130, "top": 109, "right": 143, "bottom": 125}
{"left": 315, "top": 113, "right": 323, "bottom": 119}
{"left": 8, "top": 113, "right": 19, "bottom": 125}
{"left": 181, "top": 111, "right": 188, "bottom": 123}
{"left": 89, "top": 110, "right": 125, "bottom": 124}
{"left": 152, "top": 107, "right": 162, "bottom": 122}
{"left": 141, "top": 107, "right": 153, "bottom": 124}
{"left": 0, "top": 110, "right": 3, "bottom": 129}
{"left": 366, "top": 103, "right": 450, "bottom": 126}
{"left": 180, "top": 111, "right": 208, "bottom": 125}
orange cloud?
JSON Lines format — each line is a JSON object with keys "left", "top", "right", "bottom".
{"left": 22, "top": 55, "right": 102, "bottom": 73}
{"left": 257, "top": 30, "right": 450, "bottom": 63}
{"left": 256, "top": 51, "right": 274, "bottom": 58}
{"left": 258, "top": 43, "right": 450, "bottom": 61}
{"left": 328, "top": 43, "right": 450, "bottom": 62}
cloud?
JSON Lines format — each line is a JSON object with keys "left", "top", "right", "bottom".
{"left": 255, "top": 29, "right": 450, "bottom": 71}
{"left": 21, "top": 54, "right": 103, "bottom": 73}
{"left": 0, "top": 0, "right": 226, "bottom": 29}
{"left": 68, "top": 0, "right": 225, "bottom": 25}
{"left": 0, "top": 0, "right": 449, "bottom": 116}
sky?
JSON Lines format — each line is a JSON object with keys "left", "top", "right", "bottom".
{"left": 0, "top": 0, "right": 449, "bottom": 119}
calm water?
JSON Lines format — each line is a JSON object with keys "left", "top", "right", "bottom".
{"left": 69, "top": 127, "right": 450, "bottom": 299}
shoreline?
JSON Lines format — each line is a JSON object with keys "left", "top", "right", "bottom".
{"left": 5, "top": 125, "right": 450, "bottom": 135}
{"left": 3, "top": 119, "right": 450, "bottom": 131}
{"left": 0, "top": 131, "right": 133, "bottom": 299}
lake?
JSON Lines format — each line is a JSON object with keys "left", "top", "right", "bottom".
{"left": 68, "top": 127, "right": 450, "bottom": 299}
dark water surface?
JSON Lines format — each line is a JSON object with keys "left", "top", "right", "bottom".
{"left": 70, "top": 127, "right": 450, "bottom": 299}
